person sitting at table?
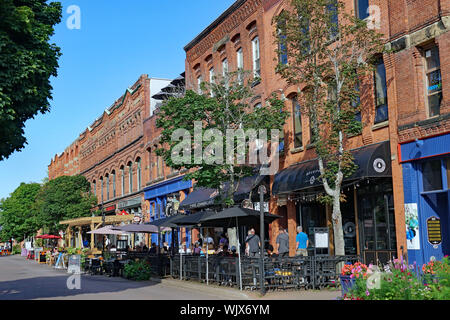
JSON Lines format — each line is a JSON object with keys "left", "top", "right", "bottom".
{"left": 215, "top": 244, "right": 224, "bottom": 255}
{"left": 149, "top": 243, "right": 157, "bottom": 255}
{"left": 193, "top": 243, "right": 201, "bottom": 255}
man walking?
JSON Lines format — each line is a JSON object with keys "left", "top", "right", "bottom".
{"left": 276, "top": 227, "right": 290, "bottom": 258}
{"left": 245, "top": 228, "right": 261, "bottom": 258}
{"left": 296, "top": 226, "right": 309, "bottom": 256}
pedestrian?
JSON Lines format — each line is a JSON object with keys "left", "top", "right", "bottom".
{"left": 296, "top": 226, "right": 309, "bottom": 257}
{"left": 276, "top": 227, "right": 290, "bottom": 258}
{"left": 245, "top": 228, "right": 261, "bottom": 258}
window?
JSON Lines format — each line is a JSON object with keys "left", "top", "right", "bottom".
{"left": 299, "top": 15, "right": 310, "bottom": 55}
{"left": 327, "top": 0, "right": 339, "bottom": 39}
{"left": 209, "top": 68, "right": 215, "bottom": 97}
{"left": 156, "top": 154, "right": 163, "bottom": 178}
{"left": 197, "top": 76, "right": 203, "bottom": 94}
{"left": 277, "top": 20, "right": 288, "bottom": 65}
{"left": 355, "top": 0, "right": 369, "bottom": 20}
{"left": 121, "top": 167, "right": 125, "bottom": 197}
{"left": 374, "top": 58, "right": 389, "bottom": 124}
{"left": 92, "top": 180, "right": 96, "bottom": 197}
{"left": 422, "top": 160, "right": 443, "bottom": 192}
{"left": 136, "top": 158, "right": 141, "bottom": 191}
{"left": 252, "top": 36, "right": 261, "bottom": 78}
{"left": 112, "top": 171, "right": 116, "bottom": 198}
{"left": 292, "top": 97, "right": 303, "bottom": 148}
{"left": 106, "top": 174, "right": 109, "bottom": 201}
{"left": 237, "top": 48, "right": 244, "bottom": 84}
{"left": 222, "top": 59, "right": 228, "bottom": 77}
{"left": 128, "top": 162, "right": 133, "bottom": 194}
{"left": 100, "top": 177, "right": 104, "bottom": 203}
{"left": 353, "top": 81, "right": 362, "bottom": 123}
{"left": 424, "top": 46, "right": 442, "bottom": 117}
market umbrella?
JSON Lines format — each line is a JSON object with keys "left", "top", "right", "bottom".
{"left": 36, "top": 235, "right": 62, "bottom": 239}
{"left": 145, "top": 215, "right": 186, "bottom": 228}
{"left": 172, "top": 210, "right": 216, "bottom": 227}
{"left": 198, "top": 207, "right": 282, "bottom": 291}
{"left": 199, "top": 207, "right": 282, "bottom": 228}
{"left": 87, "top": 225, "right": 129, "bottom": 235}
{"left": 113, "top": 224, "right": 170, "bottom": 233}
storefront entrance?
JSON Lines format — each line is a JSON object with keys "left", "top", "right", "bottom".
{"left": 358, "top": 181, "right": 397, "bottom": 265}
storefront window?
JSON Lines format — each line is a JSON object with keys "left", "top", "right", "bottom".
{"left": 447, "top": 158, "right": 450, "bottom": 190}
{"left": 422, "top": 160, "right": 443, "bottom": 192}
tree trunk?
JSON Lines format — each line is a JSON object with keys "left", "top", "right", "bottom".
{"left": 332, "top": 193, "right": 345, "bottom": 256}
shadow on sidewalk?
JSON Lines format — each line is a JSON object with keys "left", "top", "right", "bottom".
{"left": 0, "top": 274, "right": 161, "bottom": 300}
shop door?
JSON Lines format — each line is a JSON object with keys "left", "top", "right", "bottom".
{"left": 358, "top": 184, "right": 397, "bottom": 265}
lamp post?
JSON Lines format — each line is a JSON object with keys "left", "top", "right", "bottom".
{"left": 258, "top": 185, "right": 267, "bottom": 296}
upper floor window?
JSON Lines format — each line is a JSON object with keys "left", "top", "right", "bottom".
{"left": 424, "top": 46, "right": 442, "bottom": 117}
{"left": 374, "top": 58, "right": 389, "bottom": 124}
{"left": 106, "top": 174, "right": 110, "bottom": 201}
{"left": 327, "top": 0, "right": 339, "bottom": 40}
{"left": 237, "top": 48, "right": 244, "bottom": 84}
{"left": 252, "top": 36, "right": 261, "bottom": 78}
{"left": 128, "top": 162, "right": 133, "bottom": 194}
{"left": 277, "top": 20, "right": 288, "bottom": 65}
{"left": 92, "top": 180, "right": 96, "bottom": 197}
{"left": 292, "top": 97, "right": 303, "bottom": 148}
{"left": 100, "top": 177, "right": 104, "bottom": 203}
{"left": 120, "top": 166, "right": 125, "bottom": 197}
{"left": 197, "top": 76, "right": 203, "bottom": 94}
{"left": 209, "top": 68, "right": 215, "bottom": 97}
{"left": 355, "top": 0, "right": 370, "bottom": 20}
{"left": 136, "top": 158, "right": 142, "bottom": 191}
{"left": 422, "top": 158, "right": 450, "bottom": 192}
{"left": 353, "top": 81, "right": 362, "bottom": 123}
{"left": 222, "top": 59, "right": 229, "bottom": 77}
{"left": 112, "top": 171, "right": 116, "bottom": 198}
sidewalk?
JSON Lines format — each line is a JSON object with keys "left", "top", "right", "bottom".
{"left": 158, "top": 277, "right": 341, "bottom": 300}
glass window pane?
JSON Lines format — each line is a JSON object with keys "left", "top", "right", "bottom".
{"left": 422, "top": 160, "right": 443, "bottom": 192}
{"left": 293, "top": 99, "right": 303, "bottom": 148}
{"left": 361, "top": 198, "right": 375, "bottom": 250}
{"left": 446, "top": 159, "right": 450, "bottom": 190}
{"left": 375, "top": 61, "right": 388, "bottom": 107}
{"left": 428, "top": 92, "right": 442, "bottom": 117}
{"left": 426, "top": 47, "right": 440, "bottom": 70}
{"left": 427, "top": 70, "right": 442, "bottom": 94}
{"left": 357, "top": 0, "right": 370, "bottom": 20}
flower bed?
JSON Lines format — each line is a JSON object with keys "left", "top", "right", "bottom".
{"left": 341, "top": 257, "right": 450, "bottom": 300}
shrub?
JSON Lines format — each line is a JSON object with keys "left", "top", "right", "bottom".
{"left": 123, "top": 260, "right": 152, "bottom": 281}
{"left": 11, "top": 244, "right": 21, "bottom": 255}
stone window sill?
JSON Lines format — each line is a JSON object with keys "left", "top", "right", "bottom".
{"left": 372, "top": 121, "right": 389, "bottom": 131}
{"left": 290, "top": 146, "right": 304, "bottom": 154}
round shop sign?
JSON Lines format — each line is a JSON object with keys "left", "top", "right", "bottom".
{"left": 310, "top": 176, "right": 316, "bottom": 185}
{"left": 373, "top": 158, "right": 387, "bottom": 173}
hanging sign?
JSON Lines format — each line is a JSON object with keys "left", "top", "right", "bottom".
{"left": 427, "top": 216, "right": 442, "bottom": 246}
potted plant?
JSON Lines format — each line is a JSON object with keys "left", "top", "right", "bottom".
{"left": 340, "top": 262, "right": 368, "bottom": 296}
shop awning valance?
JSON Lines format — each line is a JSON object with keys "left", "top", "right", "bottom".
{"left": 272, "top": 141, "right": 392, "bottom": 196}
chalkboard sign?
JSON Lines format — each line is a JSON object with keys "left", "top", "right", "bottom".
{"left": 427, "top": 217, "right": 442, "bottom": 245}
{"left": 68, "top": 255, "right": 81, "bottom": 274}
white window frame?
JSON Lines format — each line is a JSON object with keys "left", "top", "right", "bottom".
{"left": 252, "top": 36, "right": 261, "bottom": 78}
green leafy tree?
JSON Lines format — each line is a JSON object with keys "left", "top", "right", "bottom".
{"left": 35, "top": 175, "right": 97, "bottom": 234}
{"left": 156, "top": 71, "right": 288, "bottom": 205}
{"left": 0, "top": 182, "right": 42, "bottom": 242}
{"left": 274, "top": 0, "right": 385, "bottom": 255}
{"left": 0, "top": 0, "right": 62, "bottom": 160}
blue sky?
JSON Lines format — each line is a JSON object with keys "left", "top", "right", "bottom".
{"left": 0, "top": 0, "right": 236, "bottom": 200}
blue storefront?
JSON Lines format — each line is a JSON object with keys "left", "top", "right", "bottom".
{"left": 144, "top": 176, "right": 192, "bottom": 247}
{"left": 400, "top": 133, "right": 450, "bottom": 267}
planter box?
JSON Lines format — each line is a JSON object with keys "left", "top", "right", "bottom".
{"left": 340, "top": 275, "right": 356, "bottom": 296}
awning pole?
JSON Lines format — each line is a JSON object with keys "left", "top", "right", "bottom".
{"left": 206, "top": 228, "right": 209, "bottom": 286}
{"left": 237, "top": 217, "right": 242, "bottom": 291}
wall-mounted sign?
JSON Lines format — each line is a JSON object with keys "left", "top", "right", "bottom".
{"left": 405, "top": 203, "right": 420, "bottom": 250}
{"left": 427, "top": 216, "right": 442, "bottom": 246}
{"left": 105, "top": 205, "right": 116, "bottom": 212}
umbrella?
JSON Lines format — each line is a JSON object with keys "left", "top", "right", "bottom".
{"left": 146, "top": 215, "right": 186, "bottom": 228}
{"left": 36, "top": 235, "right": 62, "bottom": 239}
{"left": 172, "top": 210, "right": 216, "bottom": 227}
{"left": 198, "top": 206, "right": 281, "bottom": 291}
{"left": 112, "top": 224, "right": 169, "bottom": 233}
{"left": 199, "top": 207, "right": 281, "bottom": 228}
{"left": 87, "top": 225, "right": 129, "bottom": 235}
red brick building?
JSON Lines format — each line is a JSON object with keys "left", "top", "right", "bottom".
{"left": 48, "top": 75, "right": 171, "bottom": 247}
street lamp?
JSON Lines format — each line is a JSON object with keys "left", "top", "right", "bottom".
{"left": 258, "top": 185, "right": 267, "bottom": 296}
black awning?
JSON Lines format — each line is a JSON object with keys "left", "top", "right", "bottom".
{"left": 272, "top": 141, "right": 392, "bottom": 195}
{"left": 179, "top": 174, "right": 268, "bottom": 210}
{"left": 179, "top": 188, "right": 218, "bottom": 210}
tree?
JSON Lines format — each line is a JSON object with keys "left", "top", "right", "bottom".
{"left": 156, "top": 71, "right": 288, "bottom": 205}
{"left": 35, "top": 175, "right": 97, "bottom": 234}
{"left": 0, "top": 0, "right": 62, "bottom": 160}
{"left": 0, "top": 183, "right": 42, "bottom": 242}
{"left": 274, "top": 0, "right": 385, "bottom": 255}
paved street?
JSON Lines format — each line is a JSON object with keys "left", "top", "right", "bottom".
{"left": 0, "top": 255, "right": 340, "bottom": 300}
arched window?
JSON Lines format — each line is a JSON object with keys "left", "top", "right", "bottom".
{"left": 92, "top": 180, "right": 96, "bottom": 198}
{"left": 128, "top": 162, "right": 133, "bottom": 194}
{"left": 292, "top": 96, "right": 303, "bottom": 148}
{"left": 120, "top": 166, "right": 125, "bottom": 197}
{"left": 112, "top": 170, "right": 116, "bottom": 198}
{"left": 136, "top": 158, "right": 142, "bottom": 191}
{"left": 105, "top": 174, "right": 110, "bottom": 201}
{"left": 100, "top": 177, "right": 104, "bottom": 203}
